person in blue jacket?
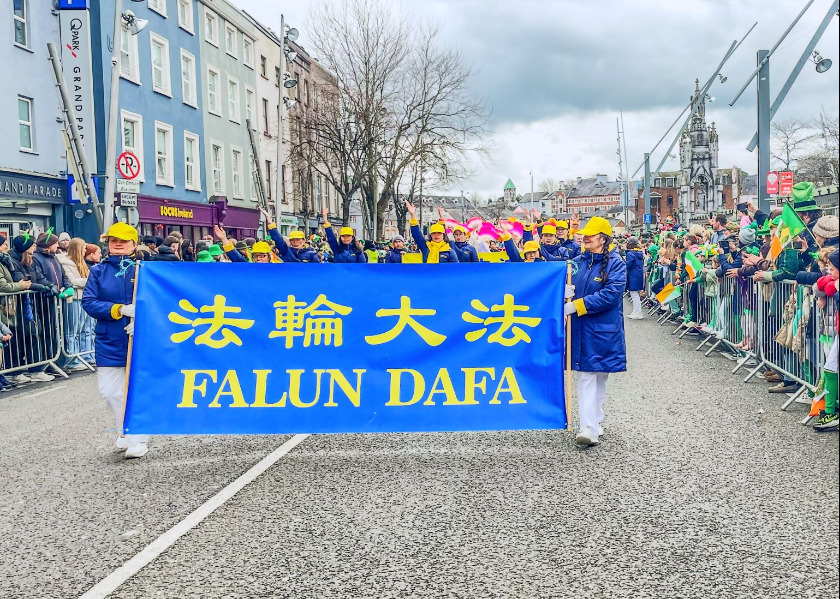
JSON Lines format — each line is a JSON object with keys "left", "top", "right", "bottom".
{"left": 82, "top": 223, "right": 149, "bottom": 459}
{"left": 523, "top": 222, "right": 570, "bottom": 261}
{"left": 259, "top": 208, "right": 320, "bottom": 263}
{"left": 435, "top": 207, "right": 478, "bottom": 263}
{"left": 322, "top": 208, "right": 367, "bottom": 263}
{"left": 502, "top": 237, "right": 544, "bottom": 263}
{"left": 625, "top": 236, "right": 645, "bottom": 319}
{"left": 564, "top": 216, "right": 627, "bottom": 447}
{"left": 385, "top": 235, "right": 408, "bottom": 263}
{"left": 557, "top": 220, "right": 581, "bottom": 259}
{"left": 405, "top": 201, "right": 459, "bottom": 263}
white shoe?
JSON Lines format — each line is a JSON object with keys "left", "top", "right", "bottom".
{"left": 575, "top": 427, "right": 600, "bottom": 446}
{"left": 125, "top": 443, "right": 148, "bottom": 459}
{"left": 115, "top": 436, "right": 130, "bottom": 451}
{"left": 13, "top": 374, "right": 32, "bottom": 384}
{"left": 29, "top": 372, "right": 55, "bottom": 382}
{"left": 627, "top": 312, "right": 643, "bottom": 320}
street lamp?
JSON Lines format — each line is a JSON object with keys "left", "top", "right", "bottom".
{"left": 717, "top": 73, "right": 727, "bottom": 83}
{"left": 276, "top": 16, "right": 300, "bottom": 225}
{"left": 811, "top": 50, "right": 832, "bottom": 73}
{"left": 103, "top": 0, "right": 146, "bottom": 230}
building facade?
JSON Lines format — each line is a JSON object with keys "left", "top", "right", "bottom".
{"left": 566, "top": 175, "right": 622, "bottom": 215}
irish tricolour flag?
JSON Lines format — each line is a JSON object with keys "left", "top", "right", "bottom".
{"left": 684, "top": 251, "right": 703, "bottom": 282}
{"left": 656, "top": 282, "right": 681, "bottom": 304}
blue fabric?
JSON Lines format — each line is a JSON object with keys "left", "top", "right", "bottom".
{"left": 325, "top": 226, "right": 367, "bottom": 263}
{"left": 560, "top": 239, "right": 581, "bottom": 259}
{"left": 503, "top": 238, "right": 523, "bottom": 263}
{"left": 123, "top": 262, "right": 567, "bottom": 434}
{"left": 625, "top": 249, "right": 644, "bottom": 291}
{"left": 453, "top": 241, "right": 479, "bottom": 263}
{"left": 385, "top": 249, "right": 405, "bottom": 263}
{"left": 81, "top": 255, "right": 136, "bottom": 367}
{"left": 225, "top": 248, "right": 248, "bottom": 263}
{"left": 570, "top": 249, "right": 627, "bottom": 373}
{"left": 268, "top": 227, "right": 320, "bottom": 263}
{"left": 410, "top": 224, "right": 459, "bottom": 263}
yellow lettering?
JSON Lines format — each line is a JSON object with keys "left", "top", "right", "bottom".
{"left": 490, "top": 367, "right": 526, "bottom": 404}
{"left": 461, "top": 368, "right": 495, "bottom": 405}
{"left": 207, "top": 370, "right": 249, "bottom": 408}
{"left": 385, "top": 369, "right": 425, "bottom": 406}
{"left": 286, "top": 369, "right": 323, "bottom": 408}
{"left": 250, "top": 369, "right": 286, "bottom": 407}
{"left": 322, "top": 369, "right": 365, "bottom": 408}
{"left": 178, "top": 370, "right": 217, "bottom": 408}
{"left": 426, "top": 368, "right": 458, "bottom": 405}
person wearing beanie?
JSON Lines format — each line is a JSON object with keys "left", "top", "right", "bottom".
{"left": 385, "top": 235, "right": 408, "bottom": 263}
{"left": 33, "top": 231, "right": 74, "bottom": 371}
{"left": 796, "top": 215, "right": 839, "bottom": 287}
{"left": 738, "top": 226, "right": 757, "bottom": 247}
{"left": 82, "top": 222, "right": 149, "bottom": 459}
{"left": 363, "top": 239, "right": 379, "bottom": 264}
{"left": 322, "top": 208, "right": 367, "bottom": 263}
{"left": 57, "top": 231, "right": 72, "bottom": 254}
{"left": 405, "top": 202, "right": 459, "bottom": 263}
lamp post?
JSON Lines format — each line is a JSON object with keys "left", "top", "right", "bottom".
{"left": 276, "top": 15, "right": 298, "bottom": 224}
{"left": 103, "top": 0, "right": 147, "bottom": 230}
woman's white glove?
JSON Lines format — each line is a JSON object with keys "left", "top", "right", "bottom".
{"left": 563, "top": 302, "right": 577, "bottom": 316}
{"left": 120, "top": 304, "right": 136, "bottom": 318}
{"left": 124, "top": 321, "right": 134, "bottom": 336}
{"left": 564, "top": 284, "right": 575, "bottom": 299}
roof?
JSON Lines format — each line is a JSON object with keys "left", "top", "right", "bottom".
{"left": 504, "top": 179, "right": 516, "bottom": 190}
{"left": 567, "top": 177, "right": 622, "bottom": 198}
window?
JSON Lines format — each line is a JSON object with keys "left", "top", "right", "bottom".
{"left": 260, "top": 56, "right": 267, "bottom": 78}
{"left": 121, "top": 111, "right": 144, "bottom": 181}
{"left": 180, "top": 49, "right": 197, "bottom": 107}
{"left": 211, "top": 142, "right": 224, "bottom": 194}
{"left": 18, "top": 96, "right": 33, "bottom": 151}
{"left": 245, "top": 87, "right": 255, "bottom": 129}
{"left": 262, "top": 98, "right": 269, "bottom": 134}
{"left": 119, "top": 25, "right": 141, "bottom": 83}
{"left": 155, "top": 122, "right": 174, "bottom": 186}
{"left": 148, "top": 0, "right": 167, "bottom": 17}
{"left": 231, "top": 147, "right": 243, "bottom": 198}
{"left": 275, "top": 66, "right": 280, "bottom": 87}
{"left": 207, "top": 65, "right": 221, "bottom": 115}
{"left": 243, "top": 38, "right": 254, "bottom": 68}
{"left": 316, "top": 175, "right": 322, "bottom": 209}
{"left": 150, "top": 34, "right": 171, "bottom": 96}
{"left": 184, "top": 131, "right": 200, "bottom": 191}
{"left": 304, "top": 79, "right": 310, "bottom": 106}
{"left": 294, "top": 72, "right": 300, "bottom": 98}
{"left": 204, "top": 8, "right": 218, "bottom": 46}
{"left": 177, "top": 0, "right": 194, "bottom": 33}
{"left": 265, "top": 160, "right": 272, "bottom": 200}
{"left": 281, "top": 165, "right": 287, "bottom": 203}
{"left": 666, "top": 177, "right": 675, "bottom": 188}
{"left": 13, "top": 0, "right": 27, "bottom": 47}
{"left": 225, "top": 23, "right": 237, "bottom": 57}
{"left": 653, "top": 177, "right": 662, "bottom": 188}
{"left": 227, "top": 76, "right": 240, "bottom": 123}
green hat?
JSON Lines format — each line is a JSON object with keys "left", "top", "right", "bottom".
{"left": 196, "top": 250, "right": 213, "bottom": 263}
{"left": 771, "top": 215, "right": 782, "bottom": 226}
{"left": 757, "top": 219, "right": 771, "bottom": 236}
{"left": 207, "top": 244, "right": 223, "bottom": 257}
{"left": 792, "top": 182, "right": 819, "bottom": 212}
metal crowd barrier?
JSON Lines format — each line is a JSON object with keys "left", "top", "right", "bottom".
{"left": 0, "top": 290, "right": 67, "bottom": 378}
{"left": 57, "top": 295, "right": 97, "bottom": 372}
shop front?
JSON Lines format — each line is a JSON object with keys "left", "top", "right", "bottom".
{"left": 0, "top": 170, "right": 66, "bottom": 239}
{"left": 132, "top": 196, "right": 259, "bottom": 243}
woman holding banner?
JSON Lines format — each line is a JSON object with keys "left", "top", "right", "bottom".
{"left": 564, "top": 217, "right": 627, "bottom": 447}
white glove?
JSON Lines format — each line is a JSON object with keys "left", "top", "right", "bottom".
{"left": 564, "top": 284, "right": 575, "bottom": 299}
{"left": 124, "top": 320, "right": 134, "bottom": 336}
{"left": 120, "top": 304, "right": 136, "bottom": 318}
{"left": 564, "top": 302, "right": 577, "bottom": 316}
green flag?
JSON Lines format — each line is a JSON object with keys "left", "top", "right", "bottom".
{"left": 781, "top": 203, "right": 806, "bottom": 240}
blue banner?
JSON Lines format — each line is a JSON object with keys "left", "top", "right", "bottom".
{"left": 124, "top": 262, "right": 567, "bottom": 434}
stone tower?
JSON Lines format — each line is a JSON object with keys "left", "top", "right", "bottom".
{"left": 503, "top": 179, "right": 516, "bottom": 205}
{"left": 679, "top": 79, "right": 720, "bottom": 219}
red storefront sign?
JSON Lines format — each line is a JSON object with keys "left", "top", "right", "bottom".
{"left": 779, "top": 171, "right": 794, "bottom": 196}
{"left": 766, "top": 171, "right": 779, "bottom": 195}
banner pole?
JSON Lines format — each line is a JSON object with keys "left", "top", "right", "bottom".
{"left": 565, "top": 262, "right": 572, "bottom": 430}
{"left": 120, "top": 260, "right": 141, "bottom": 436}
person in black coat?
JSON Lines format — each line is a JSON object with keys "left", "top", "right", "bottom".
{"left": 154, "top": 236, "right": 181, "bottom": 262}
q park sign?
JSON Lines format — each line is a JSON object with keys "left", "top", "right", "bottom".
{"left": 117, "top": 151, "right": 141, "bottom": 180}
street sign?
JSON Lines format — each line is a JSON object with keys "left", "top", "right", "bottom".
{"left": 643, "top": 213, "right": 652, "bottom": 224}
{"left": 766, "top": 171, "right": 779, "bottom": 195}
{"left": 119, "top": 193, "right": 138, "bottom": 207}
{"left": 117, "top": 151, "right": 141, "bottom": 180}
{"left": 779, "top": 171, "right": 794, "bottom": 196}
{"left": 117, "top": 179, "right": 139, "bottom": 193}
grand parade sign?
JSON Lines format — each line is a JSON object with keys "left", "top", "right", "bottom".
{"left": 124, "top": 262, "right": 568, "bottom": 434}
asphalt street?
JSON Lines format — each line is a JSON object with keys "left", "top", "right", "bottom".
{"left": 1, "top": 308, "right": 837, "bottom": 599}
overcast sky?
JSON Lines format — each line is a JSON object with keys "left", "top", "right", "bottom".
{"left": 236, "top": 0, "right": 839, "bottom": 199}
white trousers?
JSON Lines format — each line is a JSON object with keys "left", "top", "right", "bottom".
{"left": 629, "top": 291, "right": 642, "bottom": 315}
{"left": 98, "top": 366, "right": 149, "bottom": 444}
{"left": 825, "top": 336, "right": 839, "bottom": 373}
{"left": 577, "top": 371, "right": 608, "bottom": 434}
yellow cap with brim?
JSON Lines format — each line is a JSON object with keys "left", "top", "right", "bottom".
{"left": 453, "top": 225, "right": 467, "bottom": 234}
{"left": 541, "top": 224, "right": 557, "bottom": 235}
{"left": 523, "top": 240, "right": 541, "bottom": 254}
{"left": 339, "top": 227, "right": 354, "bottom": 237}
{"left": 251, "top": 241, "right": 271, "bottom": 254}
{"left": 289, "top": 231, "right": 305, "bottom": 240}
{"left": 577, "top": 216, "right": 613, "bottom": 237}
{"left": 430, "top": 223, "right": 445, "bottom": 234}
{"left": 557, "top": 220, "right": 570, "bottom": 229}
{"left": 102, "top": 222, "right": 138, "bottom": 243}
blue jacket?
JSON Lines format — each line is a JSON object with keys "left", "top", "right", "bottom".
{"left": 625, "top": 248, "right": 644, "bottom": 291}
{"left": 452, "top": 241, "right": 479, "bottom": 263}
{"left": 325, "top": 225, "right": 367, "bottom": 263}
{"left": 522, "top": 229, "right": 569, "bottom": 260}
{"left": 385, "top": 248, "right": 406, "bottom": 263}
{"left": 502, "top": 238, "right": 544, "bottom": 263}
{"left": 569, "top": 248, "right": 627, "bottom": 373}
{"left": 410, "top": 222, "right": 459, "bottom": 263}
{"left": 268, "top": 225, "right": 320, "bottom": 263}
{"left": 33, "top": 250, "right": 71, "bottom": 290}
{"left": 560, "top": 238, "right": 581, "bottom": 259}
{"left": 82, "top": 255, "right": 137, "bottom": 367}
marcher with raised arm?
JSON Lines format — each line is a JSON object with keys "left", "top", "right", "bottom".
{"left": 406, "top": 201, "right": 459, "bottom": 263}
{"left": 260, "top": 207, "right": 320, "bottom": 263}
{"left": 322, "top": 208, "right": 367, "bottom": 263}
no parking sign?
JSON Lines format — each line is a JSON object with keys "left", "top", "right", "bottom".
{"left": 117, "top": 151, "right": 141, "bottom": 180}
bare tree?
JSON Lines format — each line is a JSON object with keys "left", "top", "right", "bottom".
{"left": 538, "top": 178, "right": 559, "bottom": 194}
{"left": 770, "top": 118, "right": 817, "bottom": 171}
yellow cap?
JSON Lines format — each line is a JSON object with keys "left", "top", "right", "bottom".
{"left": 557, "top": 220, "right": 569, "bottom": 229}
{"left": 430, "top": 223, "right": 445, "bottom": 234}
{"left": 289, "top": 230, "right": 305, "bottom": 240}
{"left": 251, "top": 241, "right": 271, "bottom": 254}
{"left": 453, "top": 225, "right": 466, "bottom": 234}
{"left": 103, "top": 222, "right": 138, "bottom": 243}
{"left": 339, "top": 227, "right": 354, "bottom": 237}
{"left": 541, "top": 224, "right": 557, "bottom": 235}
{"left": 523, "top": 240, "right": 541, "bottom": 254}
{"left": 577, "top": 216, "right": 613, "bottom": 237}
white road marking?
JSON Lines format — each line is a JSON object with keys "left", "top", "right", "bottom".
{"left": 79, "top": 433, "right": 310, "bottom": 599}
{"left": 26, "top": 385, "right": 68, "bottom": 398}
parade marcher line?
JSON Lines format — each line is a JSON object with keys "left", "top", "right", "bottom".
{"left": 79, "top": 433, "right": 310, "bottom": 599}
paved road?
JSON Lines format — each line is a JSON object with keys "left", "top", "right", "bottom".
{"left": 1, "top": 312, "right": 837, "bottom": 599}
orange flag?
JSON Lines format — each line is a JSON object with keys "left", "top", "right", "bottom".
{"left": 769, "top": 234, "right": 783, "bottom": 261}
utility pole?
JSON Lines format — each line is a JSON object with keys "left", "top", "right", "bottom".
{"left": 756, "top": 50, "right": 771, "bottom": 214}
{"left": 644, "top": 153, "right": 651, "bottom": 233}
{"left": 276, "top": 13, "right": 285, "bottom": 223}
{"left": 616, "top": 117, "right": 627, "bottom": 232}
{"left": 461, "top": 190, "right": 465, "bottom": 222}
{"left": 102, "top": 0, "right": 124, "bottom": 231}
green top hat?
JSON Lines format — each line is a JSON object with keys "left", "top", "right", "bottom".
{"left": 792, "top": 181, "right": 819, "bottom": 212}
